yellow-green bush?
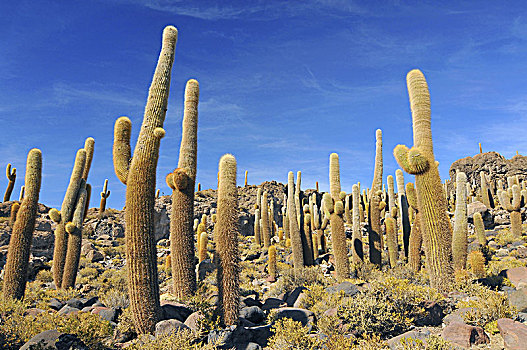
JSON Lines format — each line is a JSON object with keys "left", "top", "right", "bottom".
{"left": 0, "top": 298, "right": 112, "bottom": 349}
{"left": 457, "top": 283, "right": 517, "bottom": 327}
{"left": 336, "top": 277, "right": 443, "bottom": 338}
{"left": 266, "top": 318, "right": 321, "bottom": 349}
{"left": 268, "top": 267, "right": 332, "bottom": 298}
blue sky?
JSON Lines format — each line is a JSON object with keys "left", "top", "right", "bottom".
{"left": 1, "top": 1, "right": 527, "bottom": 209}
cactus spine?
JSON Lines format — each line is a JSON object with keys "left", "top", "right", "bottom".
{"left": 497, "top": 185, "right": 522, "bottom": 237}
{"left": 351, "top": 184, "right": 363, "bottom": 263}
{"left": 369, "top": 129, "right": 383, "bottom": 267}
{"left": 215, "top": 154, "right": 240, "bottom": 326}
{"left": 452, "top": 172, "right": 468, "bottom": 271}
{"left": 99, "top": 179, "right": 110, "bottom": 213}
{"left": 3, "top": 149, "right": 41, "bottom": 300}
{"left": 62, "top": 179, "right": 88, "bottom": 288}
{"left": 52, "top": 148, "right": 86, "bottom": 288}
{"left": 3, "top": 164, "right": 16, "bottom": 202}
{"left": 393, "top": 69, "right": 454, "bottom": 291}
{"left": 287, "top": 171, "right": 304, "bottom": 270}
{"left": 166, "top": 79, "right": 199, "bottom": 299}
{"left": 112, "top": 26, "right": 177, "bottom": 334}
{"left": 329, "top": 153, "right": 350, "bottom": 279}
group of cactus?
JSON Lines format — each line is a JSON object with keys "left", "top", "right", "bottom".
{"left": 50, "top": 137, "right": 95, "bottom": 290}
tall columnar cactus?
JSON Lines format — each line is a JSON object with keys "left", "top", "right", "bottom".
{"left": 165, "top": 79, "right": 199, "bottom": 299}
{"left": 302, "top": 204, "right": 314, "bottom": 266}
{"left": 99, "top": 179, "right": 110, "bottom": 213}
{"left": 287, "top": 171, "right": 304, "bottom": 270}
{"left": 473, "top": 212, "right": 487, "bottom": 247}
{"left": 268, "top": 245, "right": 277, "bottom": 282}
{"left": 256, "top": 187, "right": 262, "bottom": 210}
{"left": 344, "top": 194, "right": 352, "bottom": 224}
{"left": 452, "top": 172, "right": 468, "bottom": 271}
{"left": 3, "top": 149, "right": 41, "bottom": 300}
{"left": 112, "top": 26, "right": 177, "bottom": 334}
{"left": 351, "top": 184, "right": 363, "bottom": 264}
{"left": 498, "top": 185, "right": 522, "bottom": 237}
{"left": 261, "top": 191, "right": 271, "bottom": 249}
{"left": 480, "top": 171, "right": 491, "bottom": 208}
{"left": 254, "top": 209, "right": 261, "bottom": 246}
{"left": 215, "top": 154, "right": 240, "bottom": 326}
{"left": 407, "top": 182, "right": 422, "bottom": 272}
{"left": 385, "top": 215, "right": 398, "bottom": 268}
{"left": 387, "top": 175, "right": 396, "bottom": 216}
{"left": 393, "top": 69, "right": 454, "bottom": 291}
{"left": 244, "top": 170, "right": 248, "bottom": 187}
{"left": 369, "top": 130, "right": 383, "bottom": 267}
{"left": 295, "top": 171, "right": 302, "bottom": 226}
{"left": 52, "top": 148, "right": 86, "bottom": 288}
{"left": 396, "top": 169, "right": 411, "bottom": 258}
{"left": 62, "top": 180, "right": 88, "bottom": 289}
{"left": 329, "top": 153, "right": 350, "bottom": 279}
{"left": 4, "top": 164, "right": 16, "bottom": 202}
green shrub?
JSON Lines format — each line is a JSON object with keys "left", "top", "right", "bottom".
{"left": 266, "top": 318, "right": 321, "bottom": 350}
{"left": 268, "top": 267, "right": 332, "bottom": 298}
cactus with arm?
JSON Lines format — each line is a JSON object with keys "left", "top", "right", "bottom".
{"left": 393, "top": 69, "right": 454, "bottom": 291}
{"left": 112, "top": 26, "right": 177, "bottom": 334}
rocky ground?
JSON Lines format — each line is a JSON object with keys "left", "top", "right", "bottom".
{"left": 1, "top": 177, "right": 527, "bottom": 348}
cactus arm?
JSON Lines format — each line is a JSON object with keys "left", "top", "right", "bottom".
{"left": 113, "top": 117, "right": 133, "bottom": 185}
{"left": 393, "top": 145, "right": 430, "bottom": 175}
{"left": 82, "top": 137, "right": 95, "bottom": 181}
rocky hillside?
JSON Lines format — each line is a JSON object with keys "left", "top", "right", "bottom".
{"left": 449, "top": 151, "right": 527, "bottom": 187}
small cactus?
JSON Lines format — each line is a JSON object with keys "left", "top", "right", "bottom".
{"left": 199, "top": 232, "right": 208, "bottom": 262}
{"left": 3, "top": 149, "right": 42, "bottom": 300}
{"left": 254, "top": 209, "right": 261, "bottom": 246}
{"left": 473, "top": 212, "right": 486, "bottom": 247}
{"left": 244, "top": 170, "right": 248, "bottom": 187}
{"left": 480, "top": 171, "right": 491, "bottom": 208}
{"left": 9, "top": 202, "right": 20, "bottom": 228}
{"left": 385, "top": 216, "right": 398, "bottom": 268}
{"left": 99, "top": 179, "right": 110, "bottom": 213}
{"left": 19, "top": 186, "right": 24, "bottom": 201}
{"left": 497, "top": 185, "right": 522, "bottom": 237}
{"left": 3, "top": 163, "right": 16, "bottom": 202}
{"left": 468, "top": 250, "right": 485, "bottom": 278}
{"left": 215, "top": 154, "right": 240, "bottom": 326}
